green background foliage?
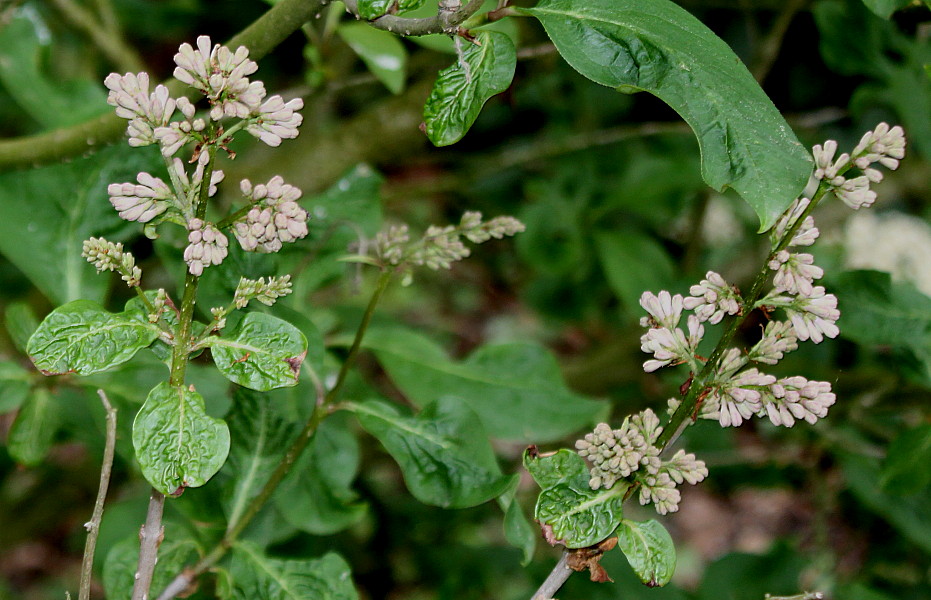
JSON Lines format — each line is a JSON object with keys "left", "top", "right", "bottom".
{"left": 0, "top": 0, "right": 929, "bottom": 598}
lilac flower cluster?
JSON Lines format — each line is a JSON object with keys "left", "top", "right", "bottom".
{"left": 233, "top": 176, "right": 309, "bottom": 253}
{"left": 575, "top": 409, "right": 707, "bottom": 515}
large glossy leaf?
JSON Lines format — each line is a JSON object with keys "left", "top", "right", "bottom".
{"left": 222, "top": 542, "right": 357, "bottom": 600}
{"left": 338, "top": 23, "right": 408, "bottom": 94}
{"left": 616, "top": 519, "right": 677, "bottom": 587}
{"left": 103, "top": 533, "right": 201, "bottom": 600}
{"left": 275, "top": 413, "right": 368, "bottom": 535}
{"left": 132, "top": 382, "right": 231, "bottom": 496}
{"left": 222, "top": 388, "right": 301, "bottom": 527}
{"left": 0, "top": 11, "right": 109, "bottom": 128}
{"left": 0, "top": 144, "right": 158, "bottom": 304}
{"left": 521, "top": 0, "right": 812, "bottom": 230}
{"left": 361, "top": 326, "right": 608, "bottom": 442}
{"left": 525, "top": 448, "right": 626, "bottom": 548}
{"left": 204, "top": 312, "right": 308, "bottom": 392}
{"left": 6, "top": 388, "right": 58, "bottom": 465}
{"left": 423, "top": 31, "right": 517, "bottom": 146}
{"left": 352, "top": 397, "right": 514, "bottom": 508}
{"left": 27, "top": 300, "right": 161, "bottom": 376}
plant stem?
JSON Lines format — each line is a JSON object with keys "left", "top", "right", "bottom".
{"left": 48, "top": 0, "right": 144, "bottom": 73}
{"left": 343, "top": 0, "right": 486, "bottom": 35}
{"left": 530, "top": 551, "right": 572, "bottom": 600}
{"left": 78, "top": 390, "right": 117, "bottom": 600}
{"left": 131, "top": 490, "right": 165, "bottom": 600}
{"left": 155, "top": 269, "right": 395, "bottom": 600}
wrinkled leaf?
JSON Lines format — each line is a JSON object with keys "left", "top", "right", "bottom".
{"left": 339, "top": 23, "right": 407, "bottom": 94}
{"left": 525, "top": 448, "right": 625, "bottom": 548}
{"left": 223, "top": 388, "right": 301, "bottom": 526}
{"left": 881, "top": 424, "right": 931, "bottom": 496}
{"left": 356, "top": 0, "right": 425, "bottom": 19}
{"left": 275, "top": 413, "right": 368, "bottom": 535}
{"left": 103, "top": 533, "right": 201, "bottom": 600}
{"left": 205, "top": 312, "right": 308, "bottom": 392}
{"left": 223, "top": 541, "right": 357, "bottom": 600}
{"left": 522, "top": 0, "right": 812, "bottom": 230}
{"left": 0, "top": 361, "right": 31, "bottom": 413}
{"left": 4, "top": 301, "right": 39, "bottom": 354}
{"left": 0, "top": 144, "right": 158, "bottom": 305}
{"left": 132, "top": 382, "right": 231, "bottom": 496}
{"left": 616, "top": 519, "right": 676, "bottom": 587}
{"left": 361, "top": 326, "right": 607, "bottom": 442}
{"left": 27, "top": 300, "right": 161, "bottom": 376}
{"left": 0, "top": 10, "right": 109, "bottom": 128}
{"left": 352, "top": 397, "right": 514, "bottom": 508}
{"left": 6, "top": 388, "right": 58, "bottom": 465}
{"left": 423, "top": 31, "right": 517, "bottom": 146}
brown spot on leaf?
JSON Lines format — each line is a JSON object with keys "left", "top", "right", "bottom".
{"left": 539, "top": 522, "right": 565, "bottom": 547}
{"left": 285, "top": 350, "right": 307, "bottom": 378}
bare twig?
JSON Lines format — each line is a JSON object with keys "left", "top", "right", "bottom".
{"left": 342, "top": 0, "right": 485, "bottom": 36}
{"left": 530, "top": 551, "right": 572, "bottom": 600}
{"left": 132, "top": 490, "right": 166, "bottom": 600}
{"left": 78, "top": 390, "right": 118, "bottom": 600}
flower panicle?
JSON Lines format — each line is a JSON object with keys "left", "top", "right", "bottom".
{"left": 233, "top": 275, "right": 293, "bottom": 309}
{"left": 82, "top": 237, "right": 142, "bottom": 287}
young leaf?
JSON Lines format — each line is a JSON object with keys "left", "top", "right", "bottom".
{"left": 352, "top": 397, "right": 514, "bottom": 508}
{"left": 616, "top": 519, "right": 677, "bottom": 587}
{"left": 204, "top": 312, "right": 308, "bottom": 392}
{"left": 497, "top": 478, "right": 537, "bottom": 565}
{"left": 338, "top": 23, "right": 408, "bottom": 94}
{"left": 26, "top": 300, "right": 161, "bottom": 376}
{"left": 275, "top": 413, "right": 368, "bottom": 535}
{"left": 423, "top": 31, "right": 517, "bottom": 146}
{"left": 132, "top": 382, "right": 231, "bottom": 496}
{"left": 223, "top": 388, "right": 301, "bottom": 527}
{"left": 525, "top": 448, "right": 626, "bottom": 549}
{"left": 6, "top": 388, "right": 59, "bottom": 465}
{"left": 521, "top": 0, "right": 812, "bottom": 230}
{"left": 225, "top": 541, "right": 357, "bottom": 600}
{"left": 360, "top": 326, "right": 608, "bottom": 442}
{"left": 356, "top": 0, "right": 425, "bottom": 19}
{"left": 103, "top": 533, "right": 201, "bottom": 600}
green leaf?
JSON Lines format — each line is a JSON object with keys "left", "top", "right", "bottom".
{"left": 26, "top": 300, "right": 161, "bottom": 376}
{"left": 497, "top": 478, "right": 537, "bottom": 565}
{"left": 0, "top": 361, "right": 31, "bottom": 413}
{"left": 521, "top": 0, "right": 812, "bottom": 230}
{"left": 223, "top": 388, "right": 301, "bottom": 527}
{"left": 408, "top": 0, "right": 521, "bottom": 54}
{"left": 103, "top": 533, "right": 201, "bottom": 600}
{"left": 132, "top": 382, "right": 231, "bottom": 496}
{"left": 4, "top": 301, "right": 39, "bottom": 354}
{"left": 423, "top": 31, "right": 517, "bottom": 147}
{"left": 224, "top": 542, "right": 357, "bottom": 600}
{"left": 0, "top": 144, "right": 159, "bottom": 304}
{"left": 275, "top": 412, "right": 368, "bottom": 535}
{"left": 6, "top": 388, "right": 58, "bottom": 465}
{"left": 594, "top": 229, "right": 678, "bottom": 311}
{"left": 0, "top": 10, "right": 109, "bottom": 128}
{"left": 361, "top": 327, "right": 607, "bottom": 442}
{"left": 832, "top": 270, "right": 931, "bottom": 350}
{"left": 525, "top": 448, "right": 625, "bottom": 548}
{"left": 355, "top": 0, "right": 425, "bottom": 19}
{"left": 881, "top": 424, "right": 931, "bottom": 496}
{"left": 204, "top": 312, "right": 308, "bottom": 392}
{"left": 338, "top": 23, "right": 408, "bottom": 94}
{"left": 616, "top": 519, "right": 677, "bottom": 587}
{"left": 352, "top": 397, "right": 514, "bottom": 508}
{"left": 860, "top": 0, "right": 913, "bottom": 19}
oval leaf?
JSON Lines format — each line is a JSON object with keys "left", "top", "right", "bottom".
{"left": 224, "top": 542, "right": 357, "bottom": 600}
{"left": 6, "top": 388, "right": 59, "bottom": 466}
{"left": 423, "top": 31, "right": 517, "bottom": 147}
{"left": 526, "top": 448, "right": 625, "bottom": 548}
{"left": 339, "top": 23, "right": 408, "bottom": 94}
{"left": 132, "top": 382, "right": 231, "bottom": 496}
{"left": 521, "top": 0, "right": 812, "bottom": 230}
{"left": 103, "top": 533, "right": 201, "bottom": 600}
{"left": 205, "top": 312, "right": 308, "bottom": 392}
{"left": 26, "top": 299, "right": 160, "bottom": 376}
{"left": 616, "top": 519, "right": 677, "bottom": 587}
{"left": 352, "top": 397, "right": 513, "bottom": 508}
